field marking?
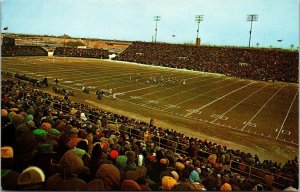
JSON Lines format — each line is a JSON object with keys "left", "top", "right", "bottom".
{"left": 211, "top": 114, "right": 228, "bottom": 120}
{"left": 130, "top": 76, "right": 220, "bottom": 99}
{"left": 4, "top": 58, "right": 225, "bottom": 95}
{"left": 139, "top": 78, "right": 227, "bottom": 107}
{"left": 187, "top": 109, "right": 202, "bottom": 115}
{"left": 6, "top": 61, "right": 221, "bottom": 103}
{"left": 147, "top": 100, "right": 159, "bottom": 104}
{"left": 241, "top": 86, "right": 285, "bottom": 131}
{"left": 248, "top": 122, "right": 256, "bottom": 127}
{"left": 184, "top": 81, "right": 255, "bottom": 117}
{"left": 210, "top": 84, "right": 268, "bottom": 123}
{"left": 275, "top": 89, "right": 298, "bottom": 139}
{"left": 119, "top": 85, "right": 159, "bottom": 94}
{"left": 155, "top": 78, "right": 228, "bottom": 101}
{"left": 4, "top": 59, "right": 191, "bottom": 86}
{"left": 281, "top": 130, "right": 291, "bottom": 135}
{"left": 36, "top": 75, "right": 300, "bottom": 145}
{"left": 113, "top": 72, "right": 204, "bottom": 92}
{"left": 163, "top": 80, "right": 241, "bottom": 111}
{"left": 130, "top": 96, "right": 142, "bottom": 99}
{"left": 114, "top": 73, "right": 211, "bottom": 95}
{"left": 6, "top": 62, "right": 196, "bottom": 93}
{"left": 4, "top": 57, "right": 299, "bottom": 146}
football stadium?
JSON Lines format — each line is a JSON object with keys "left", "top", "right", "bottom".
{"left": 1, "top": 0, "right": 299, "bottom": 191}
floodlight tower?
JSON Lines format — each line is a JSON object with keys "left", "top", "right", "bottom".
{"left": 247, "top": 14, "right": 258, "bottom": 48}
{"left": 195, "top": 15, "right": 204, "bottom": 46}
{"left": 154, "top": 16, "right": 161, "bottom": 43}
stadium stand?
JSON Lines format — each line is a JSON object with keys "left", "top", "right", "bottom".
{"left": 116, "top": 42, "right": 299, "bottom": 83}
{"left": 54, "top": 47, "right": 110, "bottom": 59}
{"left": 1, "top": 74, "right": 298, "bottom": 191}
{"left": 1, "top": 45, "right": 48, "bottom": 56}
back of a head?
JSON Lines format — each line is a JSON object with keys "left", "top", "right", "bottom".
{"left": 121, "top": 179, "right": 141, "bottom": 191}
{"left": 162, "top": 176, "right": 177, "bottom": 190}
{"left": 220, "top": 182, "right": 232, "bottom": 191}
{"left": 96, "top": 163, "right": 121, "bottom": 190}
{"left": 18, "top": 166, "right": 45, "bottom": 186}
{"left": 59, "top": 149, "right": 84, "bottom": 177}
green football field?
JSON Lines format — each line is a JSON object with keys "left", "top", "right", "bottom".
{"left": 2, "top": 56, "right": 298, "bottom": 163}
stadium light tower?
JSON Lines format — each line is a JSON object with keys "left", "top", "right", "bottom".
{"left": 290, "top": 44, "right": 294, "bottom": 51}
{"left": 154, "top": 16, "right": 161, "bottom": 43}
{"left": 195, "top": 15, "right": 204, "bottom": 46}
{"left": 247, "top": 14, "right": 258, "bottom": 48}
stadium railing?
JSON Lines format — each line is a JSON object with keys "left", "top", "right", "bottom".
{"left": 38, "top": 98, "right": 298, "bottom": 189}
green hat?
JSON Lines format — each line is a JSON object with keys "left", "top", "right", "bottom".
{"left": 24, "top": 114, "right": 34, "bottom": 122}
{"left": 116, "top": 155, "right": 128, "bottom": 170}
{"left": 33, "top": 128, "right": 47, "bottom": 136}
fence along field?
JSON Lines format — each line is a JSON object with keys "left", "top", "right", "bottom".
{"left": 2, "top": 56, "right": 298, "bottom": 163}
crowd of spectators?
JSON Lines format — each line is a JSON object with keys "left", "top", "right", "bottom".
{"left": 54, "top": 47, "right": 110, "bottom": 59}
{"left": 116, "top": 42, "right": 298, "bottom": 83}
{"left": 2, "top": 45, "right": 48, "bottom": 56}
{"left": 1, "top": 75, "right": 298, "bottom": 191}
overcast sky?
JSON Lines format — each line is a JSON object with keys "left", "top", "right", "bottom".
{"left": 1, "top": 0, "right": 299, "bottom": 48}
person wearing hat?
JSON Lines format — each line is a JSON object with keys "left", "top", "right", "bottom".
{"left": 108, "top": 149, "right": 119, "bottom": 163}
{"left": 75, "top": 140, "right": 90, "bottom": 167}
{"left": 160, "top": 169, "right": 179, "bottom": 182}
{"left": 161, "top": 176, "right": 177, "bottom": 190}
{"left": 45, "top": 150, "right": 87, "bottom": 190}
{"left": 96, "top": 164, "right": 121, "bottom": 190}
{"left": 189, "top": 170, "right": 201, "bottom": 183}
{"left": 13, "top": 127, "right": 38, "bottom": 173}
{"left": 89, "top": 143, "right": 107, "bottom": 178}
{"left": 220, "top": 182, "right": 232, "bottom": 191}
{"left": 121, "top": 179, "right": 142, "bottom": 191}
{"left": 17, "top": 166, "right": 45, "bottom": 190}
{"left": 7, "top": 111, "right": 16, "bottom": 122}
{"left": 67, "top": 127, "right": 83, "bottom": 149}
{"left": 252, "top": 183, "right": 264, "bottom": 191}
{"left": 2, "top": 114, "right": 24, "bottom": 147}
{"left": 1, "top": 146, "right": 20, "bottom": 190}
{"left": 149, "top": 156, "right": 169, "bottom": 184}
{"left": 31, "top": 143, "right": 57, "bottom": 178}
{"left": 40, "top": 122, "right": 52, "bottom": 130}
{"left": 115, "top": 155, "right": 128, "bottom": 170}
{"left": 175, "top": 161, "right": 185, "bottom": 171}
{"left": 125, "top": 150, "right": 137, "bottom": 171}
{"left": 1, "top": 108, "right": 10, "bottom": 125}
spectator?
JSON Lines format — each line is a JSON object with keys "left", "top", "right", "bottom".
{"left": 1, "top": 146, "right": 20, "bottom": 190}
{"left": 45, "top": 149, "right": 88, "bottom": 190}
{"left": 17, "top": 166, "right": 45, "bottom": 190}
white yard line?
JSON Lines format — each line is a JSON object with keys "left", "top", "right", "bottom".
{"left": 143, "top": 78, "right": 228, "bottom": 104}
{"left": 127, "top": 76, "right": 221, "bottom": 99}
{"left": 115, "top": 74, "right": 203, "bottom": 91}
{"left": 275, "top": 89, "right": 299, "bottom": 139}
{"left": 241, "top": 86, "right": 285, "bottom": 131}
{"left": 184, "top": 81, "right": 255, "bottom": 117}
{"left": 161, "top": 80, "right": 243, "bottom": 112}
{"left": 119, "top": 85, "right": 160, "bottom": 94}
{"left": 210, "top": 84, "right": 269, "bottom": 123}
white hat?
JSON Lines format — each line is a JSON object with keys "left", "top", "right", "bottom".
{"left": 18, "top": 166, "right": 45, "bottom": 185}
{"left": 80, "top": 113, "right": 87, "bottom": 121}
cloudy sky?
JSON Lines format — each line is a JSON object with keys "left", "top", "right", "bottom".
{"left": 1, "top": 0, "right": 299, "bottom": 48}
